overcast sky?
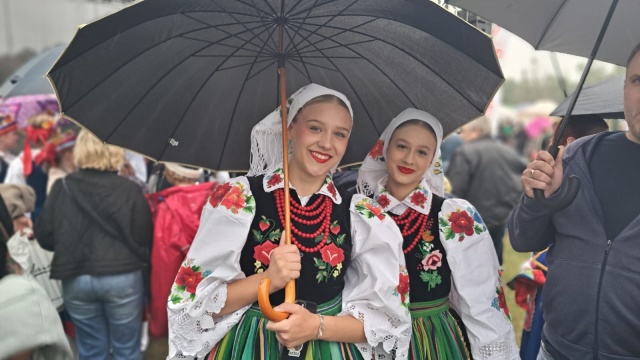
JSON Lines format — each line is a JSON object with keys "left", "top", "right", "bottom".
{"left": 0, "top": 0, "right": 622, "bottom": 82}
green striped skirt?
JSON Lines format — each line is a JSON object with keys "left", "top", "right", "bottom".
{"left": 409, "top": 298, "right": 471, "bottom": 360}
{"left": 209, "top": 296, "right": 364, "bottom": 360}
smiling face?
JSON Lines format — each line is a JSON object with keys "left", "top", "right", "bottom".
{"left": 288, "top": 99, "right": 352, "bottom": 180}
{"left": 625, "top": 51, "right": 640, "bottom": 143}
{"left": 385, "top": 122, "right": 437, "bottom": 198}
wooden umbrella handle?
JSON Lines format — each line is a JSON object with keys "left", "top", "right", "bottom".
{"left": 258, "top": 278, "right": 295, "bottom": 322}
{"left": 258, "top": 25, "right": 297, "bottom": 323}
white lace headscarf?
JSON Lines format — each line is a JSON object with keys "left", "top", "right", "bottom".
{"left": 248, "top": 83, "right": 353, "bottom": 177}
{"left": 357, "top": 108, "right": 444, "bottom": 197}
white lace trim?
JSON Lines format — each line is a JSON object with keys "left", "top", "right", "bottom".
{"left": 476, "top": 340, "right": 520, "bottom": 360}
{"left": 341, "top": 303, "right": 411, "bottom": 360}
{"left": 167, "top": 281, "right": 250, "bottom": 360}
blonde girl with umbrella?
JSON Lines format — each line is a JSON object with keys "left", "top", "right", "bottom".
{"left": 167, "top": 84, "right": 410, "bottom": 360}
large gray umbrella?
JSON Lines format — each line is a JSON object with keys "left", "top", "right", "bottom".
{"left": 551, "top": 75, "right": 624, "bottom": 119}
{"left": 446, "top": 0, "right": 636, "bottom": 210}
{"left": 445, "top": 0, "right": 640, "bottom": 67}
{"left": 0, "top": 45, "right": 64, "bottom": 99}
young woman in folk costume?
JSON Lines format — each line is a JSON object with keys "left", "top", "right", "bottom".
{"left": 167, "top": 84, "right": 411, "bottom": 360}
{"left": 357, "top": 109, "right": 519, "bottom": 360}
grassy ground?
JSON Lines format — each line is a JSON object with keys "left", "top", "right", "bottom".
{"left": 144, "top": 233, "right": 531, "bottom": 359}
{"left": 501, "top": 232, "right": 532, "bottom": 346}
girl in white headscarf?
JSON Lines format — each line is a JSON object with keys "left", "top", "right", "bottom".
{"left": 167, "top": 84, "right": 410, "bottom": 360}
{"left": 358, "top": 109, "right": 519, "bottom": 360}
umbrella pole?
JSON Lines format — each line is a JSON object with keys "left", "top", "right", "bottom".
{"left": 534, "top": 0, "right": 618, "bottom": 211}
{"left": 258, "top": 20, "right": 295, "bottom": 322}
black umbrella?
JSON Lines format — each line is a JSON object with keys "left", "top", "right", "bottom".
{"left": 447, "top": 0, "right": 635, "bottom": 210}
{"left": 551, "top": 75, "right": 624, "bottom": 119}
{"left": 47, "top": 0, "right": 503, "bottom": 171}
{"left": 47, "top": 0, "right": 503, "bottom": 325}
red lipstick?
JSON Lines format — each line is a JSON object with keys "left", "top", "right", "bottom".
{"left": 398, "top": 166, "right": 415, "bottom": 174}
{"left": 310, "top": 151, "right": 331, "bottom": 164}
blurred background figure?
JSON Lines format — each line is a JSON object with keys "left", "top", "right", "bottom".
{"left": 35, "top": 130, "right": 77, "bottom": 194}
{"left": 34, "top": 130, "right": 152, "bottom": 360}
{"left": 145, "top": 162, "right": 214, "bottom": 337}
{"left": 121, "top": 151, "right": 149, "bottom": 191}
{"left": 0, "top": 112, "right": 19, "bottom": 182}
{"left": 446, "top": 116, "right": 527, "bottom": 264}
{"left": 508, "top": 114, "right": 609, "bottom": 360}
{"left": 4, "top": 111, "right": 57, "bottom": 221}
{"left": 0, "top": 192, "right": 72, "bottom": 360}
{"left": 440, "top": 132, "right": 463, "bottom": 172}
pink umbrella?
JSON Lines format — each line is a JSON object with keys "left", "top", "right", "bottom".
{"left": 0, "top": 94, "right": 59, "bottom": 128}
{"left": 525, "top": 117, "right": 552, "bottom": 138}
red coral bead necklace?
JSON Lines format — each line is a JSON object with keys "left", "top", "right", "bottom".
{"left": 275, "top": 189, "right": 333, "bottom": 253}
{"left": 390, "top": 208, "right": 434, "bottom": 254}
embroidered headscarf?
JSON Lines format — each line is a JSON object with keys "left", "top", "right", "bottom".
{"left": 357, "top": 108, "right": 445, "bottom": 198}
{"left": 248, "top": 83, "right": 353, "bottom": 177}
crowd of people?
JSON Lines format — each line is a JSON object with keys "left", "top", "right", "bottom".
{"left": 1, "top": 42, "right": 638, "bottom": 360}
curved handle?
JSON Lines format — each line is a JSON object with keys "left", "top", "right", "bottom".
{"left": 533, "top": 175, "right": 581, "bottom": 212}
{"left": 258, "top": 278, "right": 295, "bottom": 322}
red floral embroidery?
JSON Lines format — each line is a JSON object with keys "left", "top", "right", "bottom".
{"left": 398, "top": 272, "right": 410, "bottom": 303}
{"left": 254, "top": 241, "right": 278, "bottom": 265}
{"left": 327, "top": 182, "right": 337, "bottom": 199}
{"left": 368, "top": 139, "right": 384, "bottom": 159}
{"left": 410, "top": 191, "right": 427, "bottom": 207}
{"left": 221, "top": 186, "right": 245, "bottom": 214}
{"left": 175, "top": 266, "right": 204, "bottom": 294}
{"left": 267, "top": 174, "right": 282, "bottom": 188}
{"left": 209, "top": 182, "right": 232, "bottom": 207}
{"left": 330, "top": 223, "right": 341, "bottom": 235}
{"left": 365, "top": 202, "right": 385, "bottom": 220}
{"left": 422, "top": 250, "right": 443, "bottom": 270}
{"left": 449, "top": 210, "right": 475, "bottom": 236}
{"left": 320, "top": 243, "right": 345, "bottom": 267}
{"left": 259, "top": 219, "right": 270, "bottom": 232}
{"left": 377, "top": 194, "right": 390, "bottom": 208}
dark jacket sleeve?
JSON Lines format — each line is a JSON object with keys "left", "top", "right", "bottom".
{"left": 34, "top": 179, "right": 62, "bottom": 251}
{"left": 446, "top": 150, "right": 472, "bottom": 199}
{"left": 131, "top": 187, "right": 153, "bottom": 251}
{"left": 507, "top": 194, "right": 556, "bottom": 252}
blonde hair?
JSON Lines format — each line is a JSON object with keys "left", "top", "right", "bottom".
{"left": 73, "top": 130, "right": 124, "bottom": 171}
{"left": 463, "top": 116, "right": 491, "bottom": 136}
{"left": 27, "top": 111, "right": 56, "bottom": 128}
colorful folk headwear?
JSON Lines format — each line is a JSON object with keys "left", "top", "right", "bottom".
{"left": 0, "top": 113, "right": 17, "bottom": 136}
{"left": 34, "top": 131, "right": 76, "bottom": 168}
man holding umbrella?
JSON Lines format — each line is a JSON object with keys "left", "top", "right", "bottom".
{"left": 509, "top": 43, "right": 640, "bottom": 360}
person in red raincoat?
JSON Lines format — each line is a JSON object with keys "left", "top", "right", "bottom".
{"left": 146, "top": 163, "right": 215, "bottom": 337}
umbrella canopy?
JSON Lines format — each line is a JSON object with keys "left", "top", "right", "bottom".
{"left": 48, "top": 0, "right": 503, "bottom": 171}
{"left": 525, "top": 116, "right": 553, "bottom": 138}
{"left": 445, "top": 0, "right": 640, "bottom": 67}
{"left": 0, "top": 45, "right": 64, "bottom": 99}
{"left": 551, "top": 75, "right": 624, "bottom": 119}
{"left": 447, "top": 0, "right": 636, "bottom": 210}
{"left": 0, "top": 95, "right": 59, "bottom": 128}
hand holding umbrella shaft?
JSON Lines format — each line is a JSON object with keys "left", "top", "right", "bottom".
{"left": 523, "top": 147, "right": 565, "bottom": 199}
{"left": 264, "top": 233, "right": 301, "bottom": 291}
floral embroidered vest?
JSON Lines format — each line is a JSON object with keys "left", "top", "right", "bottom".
{"left": 402, "top": 195, "right": 452, "bottom": 303}
{"left": 241, "top": 176, "right": 354, "bottom": 305}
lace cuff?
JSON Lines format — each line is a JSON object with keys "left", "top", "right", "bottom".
{"left": 167, "top": 281, "right": 250, "bottom": 359}
{"left": 340, "top": 303, "right": 411, "bottom": 360}
{"left": 476, "top": 339, "right": 520, "bottom": 360}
